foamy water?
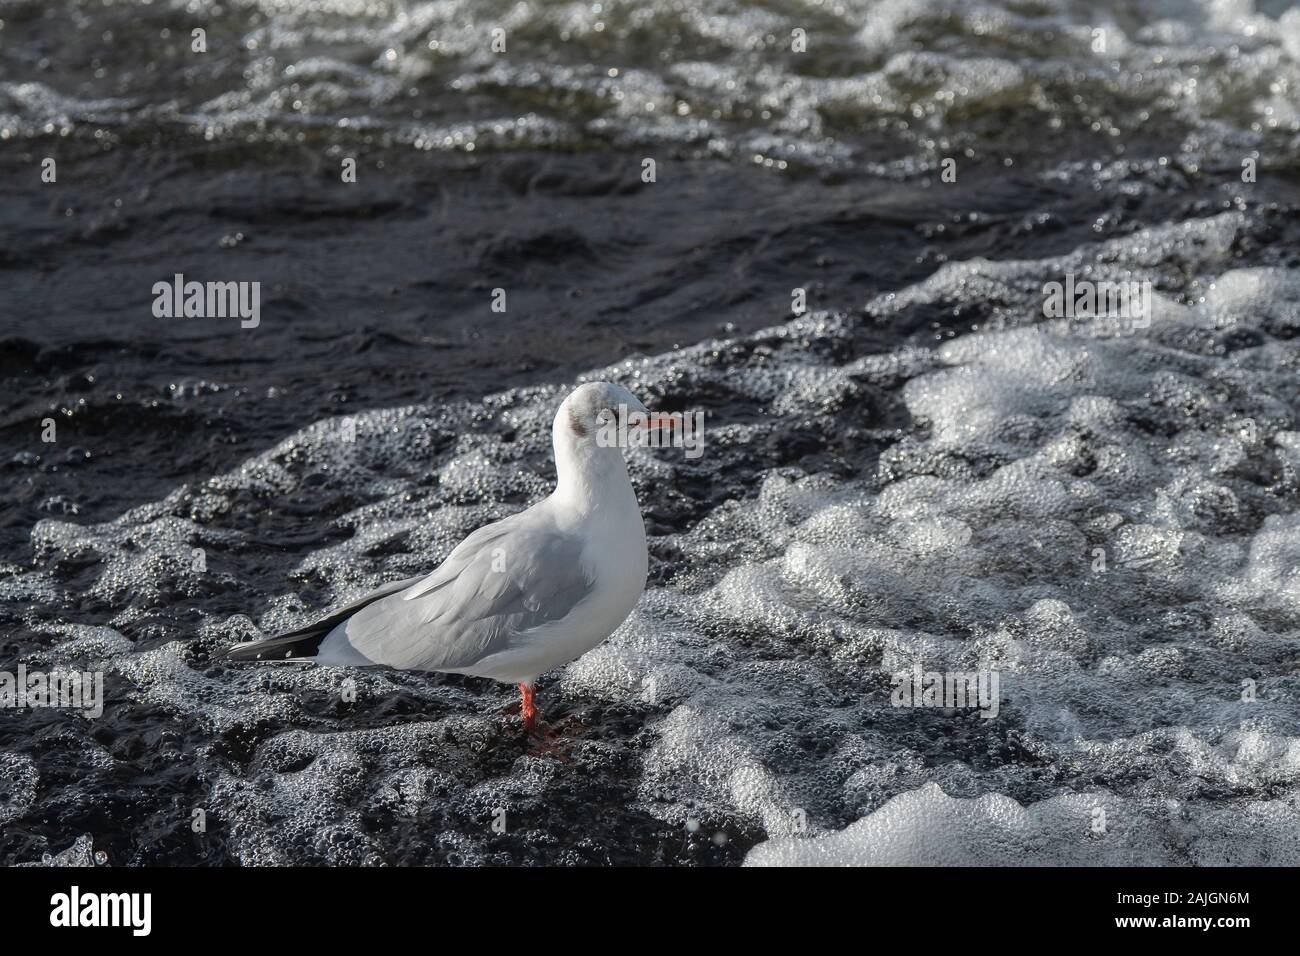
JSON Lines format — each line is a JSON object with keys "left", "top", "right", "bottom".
{"left": 4, "top": 0, "right": 1300, "bottom": 866}
{"left": 3, "top": 0, "right": 1299, "bottom": 169}
{"left": 6, "top": 197, "right": 1300, "bottom": 863}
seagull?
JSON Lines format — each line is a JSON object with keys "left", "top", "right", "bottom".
{"left": 227, "top": 382, "right": 662, "bottom": 734}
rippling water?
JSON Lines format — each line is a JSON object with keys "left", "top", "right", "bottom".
{"left": 5, "top": 0, "right": 1300, "bottom": 165}
{"left": 2, "top": 0, "right": 1300, "bottom": 866}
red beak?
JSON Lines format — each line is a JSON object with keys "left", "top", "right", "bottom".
{"left": 638, "top": 411, "right": 669, "bottom": 431}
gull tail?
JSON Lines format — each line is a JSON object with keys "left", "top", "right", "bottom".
{"left": 226, "top": 574, "right": 423, "bottom": 664}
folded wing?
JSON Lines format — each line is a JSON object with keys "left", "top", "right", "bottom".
{"left": 226, "top": 574, "right": 424, "bottom": 662}
{"left": 314, "top": 512, "right": 594, "bottom": 672}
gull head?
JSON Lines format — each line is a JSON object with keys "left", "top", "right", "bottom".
{"left": 552, "top": 382, "right": 665, "bottom": 497}
{"left": 556, "top": 381, "right": 661, "bottom": 447}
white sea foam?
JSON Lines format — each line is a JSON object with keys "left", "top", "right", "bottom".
{"left": 3, "top": 1, "right": 1297, "bottom": 166}
{"left": 745, "top": 782, "right": 1300, "bottom": 866}
{"left": 0, "top": 752, "right": 39, "bottom": 826}
{"left": 10, "top": 207, "right": 1300, "bottom": 863}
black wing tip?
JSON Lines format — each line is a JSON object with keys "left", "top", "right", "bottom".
{"left": 226, "top": 631, "right": 325, "bottom": 662}
{"left": 225, "top": 577, "right": 419, "bottom": 664}
{"left": 226, "top": 640, "right": 277, "bottom": 662}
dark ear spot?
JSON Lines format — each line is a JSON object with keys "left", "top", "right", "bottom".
{"left": 568, "top": 406, "right": 588, "bottom": 437}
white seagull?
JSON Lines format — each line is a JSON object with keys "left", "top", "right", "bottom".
{"left": 228, "top": 382, "right": 662, "bottom": 734}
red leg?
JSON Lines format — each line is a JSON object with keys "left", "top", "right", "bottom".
{"left": 519, "top": 682, "right": 539, "bottom": 734}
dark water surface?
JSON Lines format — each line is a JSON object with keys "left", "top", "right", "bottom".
{"left": 3, "top": 0, "right": 1300, "bottom": 866}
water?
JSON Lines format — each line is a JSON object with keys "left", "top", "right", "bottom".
{"left": 2, "top": 0, "right": 1300, "bottom": 866}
